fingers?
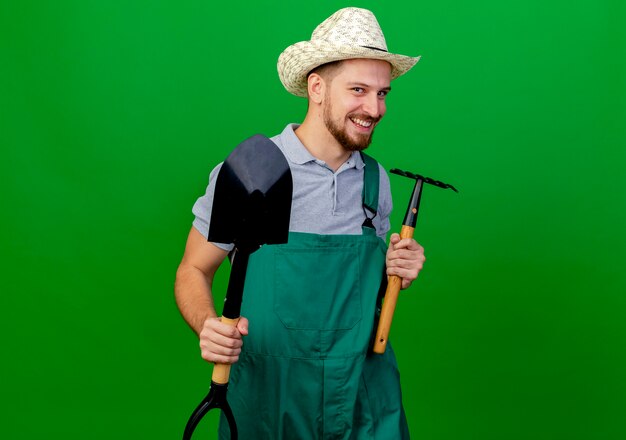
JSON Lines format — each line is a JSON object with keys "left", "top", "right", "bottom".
{"left": 199, "top": 316, "right": 248, "bottom": 364}
{"left": 386, "top": 237, "right": 425, "bottom": 288}
{"left": 386, "top": 238, "right": 425, "bottom": 264}
{"left": 389, "top": 235, "right": 422, "bottom": 251}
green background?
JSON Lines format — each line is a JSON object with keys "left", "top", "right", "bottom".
{"left": 2, "top": 0, "right": 625, "bottom": 438}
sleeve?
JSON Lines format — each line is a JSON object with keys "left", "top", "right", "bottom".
{"left": 376, "top": 163, "right": 393, "bottom": 240}
{"left": 191, "top": 162, "right": 235, "bottom": 252}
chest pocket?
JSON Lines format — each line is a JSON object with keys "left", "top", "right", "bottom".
{"left": 273, "top": 243, "right": 362, "bottom": 331}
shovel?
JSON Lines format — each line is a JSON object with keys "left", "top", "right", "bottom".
{"left": 182, "top": 134, "right": 293, "bottom": 440}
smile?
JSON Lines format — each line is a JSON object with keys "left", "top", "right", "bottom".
{"left": 350, "top": 117, "right": 373, "bottom": 128}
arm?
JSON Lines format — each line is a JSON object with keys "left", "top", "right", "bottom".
{"left": 385, "top": 233, "right": 425, "bottom": 290}
{"left": 174, "top": 226, "right": 249, "bottom": 364}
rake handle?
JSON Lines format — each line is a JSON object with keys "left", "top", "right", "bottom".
{"left": 373, "top": 224, "right": 415, "bottom": 354}
{"left": 211, "top": 316, "right": 240, "bottom": 384}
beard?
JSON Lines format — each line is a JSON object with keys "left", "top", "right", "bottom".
{"left": 323, "top": 99, "right": 379, "bottom": 152}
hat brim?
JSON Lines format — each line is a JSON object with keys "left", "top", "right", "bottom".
{"left": 278, "top": 41, "right": 420, "bottom": 97}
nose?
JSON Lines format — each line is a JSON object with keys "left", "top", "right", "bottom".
{"left": 362, "top": 93, "right": 384, "bottom": 119}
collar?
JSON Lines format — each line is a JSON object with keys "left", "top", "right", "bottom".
{"left": 279, "top": 123, "right": 366, "bottom": 170}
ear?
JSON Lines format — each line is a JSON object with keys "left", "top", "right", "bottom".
{"left": 306, "top": 73, "right": 325, "bottom": 105}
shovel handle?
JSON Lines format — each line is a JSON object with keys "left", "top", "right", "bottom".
{"left": 211, "top": 316, "right": 240, "bottom": 384}
{"left": 373, "top": 225, "right": 415, "bottom": 354}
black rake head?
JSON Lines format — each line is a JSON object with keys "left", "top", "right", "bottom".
{"left": 390, "top": 168, "right": 459, "bottom": 193}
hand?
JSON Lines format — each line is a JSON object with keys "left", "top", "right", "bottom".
{"left": 199, "top": 316, "right": 249, "bottom": 364}
{"left": 386, "top": 233, "right": 426, "bottom": 289}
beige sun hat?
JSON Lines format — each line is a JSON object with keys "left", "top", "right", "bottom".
{"left": 277, "top": 7, "right": 421, "bottom": 97}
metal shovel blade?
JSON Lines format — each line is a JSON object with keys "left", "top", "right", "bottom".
{"left": 208, "top": 134, "right": 293, "bottom": 252}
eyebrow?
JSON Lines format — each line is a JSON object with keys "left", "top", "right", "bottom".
{"left": 348, "top": 82, "right": 392, "bottom": 92}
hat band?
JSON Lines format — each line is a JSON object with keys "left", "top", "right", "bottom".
{"left": 362, "top": 45, "right": 388, "bottom": 53}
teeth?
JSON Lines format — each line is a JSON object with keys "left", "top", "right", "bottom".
{"left": 351, "top": 117, "right": 372, "bottom": 128}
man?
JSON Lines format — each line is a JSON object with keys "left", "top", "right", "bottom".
{"left": 175, "top": 7, "right": 425, "bottom": 439}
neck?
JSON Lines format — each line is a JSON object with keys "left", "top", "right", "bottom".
{"left": 295, "top": 113, "right": 351, "bottom": 172}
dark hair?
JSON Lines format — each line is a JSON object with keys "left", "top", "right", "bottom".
{"left": 307, "top": 60, "right": 344, "bottom": 82}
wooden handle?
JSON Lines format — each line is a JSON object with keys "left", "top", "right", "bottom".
{"left": 211, "top": 316, "right": 240, "bottom": 384}
{"left": 373, "top": 225, "right": 415, "bottom": 354}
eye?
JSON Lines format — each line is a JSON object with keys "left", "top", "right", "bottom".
{"left": 377, "top": 90, "right": 389, "bottom": 98}
{"left": 352, "top": 87, "right": 365, "bottom": 93}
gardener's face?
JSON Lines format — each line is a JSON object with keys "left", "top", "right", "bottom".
{"left": 322, "top": 58, "right": 392, "bottom": 152}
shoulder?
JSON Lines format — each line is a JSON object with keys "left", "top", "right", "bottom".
{"left": 377, "top": 163, "right": 392, "bottom": 212}
{"left": 361, "top": 153, "right": 392, "bottom": 197}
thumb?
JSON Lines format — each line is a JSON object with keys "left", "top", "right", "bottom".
{"left": 237, "top": 317, "right": 249, "bottom": 336}
{"left": 389, "top": 233, "right": 400, "bottom": 246}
